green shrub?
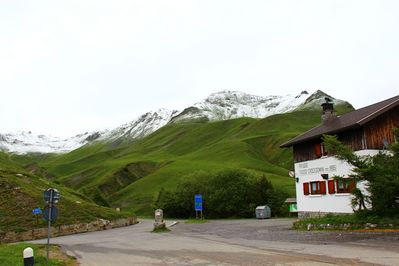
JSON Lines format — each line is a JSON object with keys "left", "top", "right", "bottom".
{"left": 154, "top": 169, "right": 288, "bottom": 218}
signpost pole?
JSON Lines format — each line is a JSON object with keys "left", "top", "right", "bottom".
{"left": 42, "top": 188, "right": 60, "bottom": 266}
{"left": 46, "top": 189, "right": 53, "bottom": 265}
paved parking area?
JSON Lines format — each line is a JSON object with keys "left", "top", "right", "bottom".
{"left": 33, "top": 219, "right": 399, "bottom": 265}
{"left": 173, "top": 219, "right": 399, "bottom": 250}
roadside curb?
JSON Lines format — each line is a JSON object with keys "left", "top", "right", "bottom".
{"left": 0, "top": 217, "right": 138, "bottom": 244}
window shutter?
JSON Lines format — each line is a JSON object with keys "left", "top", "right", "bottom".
{"left": 303, "top": 182, "right": 310, "bottom": 195}
{"left": 348, "top": 179, "right": 356, "bottom": 192}
{"left": 320, "top": 181, "right": 326, "bottom": 194}
{"left": 314, "top": 143, "right": 322, "bottom": 158}
{"left": 328, "top": 180, "right": 335, "bottom": 194}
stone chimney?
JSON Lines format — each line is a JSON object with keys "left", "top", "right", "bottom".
{"left": 321, "top": 97, "right": 336, "bottom": 123}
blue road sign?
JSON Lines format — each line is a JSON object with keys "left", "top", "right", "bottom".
{"left": 32, "top": 208, "right": 42, "bottom": 215}
{"left": 194, "top": 194, "right": 203, "bottom": 211}
{"left": 43, "top": 206, "right": 58, "bottom": 222}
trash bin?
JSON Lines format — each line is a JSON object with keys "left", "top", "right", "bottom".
{"left": 255, "top": 205, "right": 271, "bottom": 219}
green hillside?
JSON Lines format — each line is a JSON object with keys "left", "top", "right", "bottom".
{"left": 0, "top": 104, "right": 352, "bottom": 215}
{"left": 0, "top": 153, "right": 130, "bottom": 234}
{"left": 26, "top": 106, "right": 352, "bottom": 216}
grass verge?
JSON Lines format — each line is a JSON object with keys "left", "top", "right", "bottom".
{"left": 152, "top": 227, "right": 171, "bottom": 233}
{"left": 0, "top": 243, "right": 77, "bottom": 266}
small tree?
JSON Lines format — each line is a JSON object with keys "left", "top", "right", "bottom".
{"left": 323, "top": 130, "right": 399, "bottom": 217}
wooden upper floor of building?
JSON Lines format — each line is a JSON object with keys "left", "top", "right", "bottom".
{"left": 281, "top": 95, "right": 399, "bottom": 163}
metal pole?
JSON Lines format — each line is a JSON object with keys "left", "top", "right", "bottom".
{"left": 46, "top": 189, "right": 53, "bottom": 265}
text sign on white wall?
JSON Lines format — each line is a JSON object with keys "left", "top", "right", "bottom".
{"left": 298, "top": 162, "right": 337, "bottom": 175}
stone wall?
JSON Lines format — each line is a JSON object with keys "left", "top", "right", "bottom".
{"left": 0, "top": 217, "right": 137, "bottom": 243}
{"left": 293, "top": 220, "right": 397, "bottom": 231}
{"left": 298, "top": 211, "right": 338, "bottom": 219}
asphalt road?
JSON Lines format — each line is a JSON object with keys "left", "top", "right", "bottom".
{"left": 33, "top": 219, "right": 399, "bottom": 266}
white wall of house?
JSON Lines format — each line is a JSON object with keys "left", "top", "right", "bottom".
{"left": 294, "top": 150, "right": 379, "bottom": 214}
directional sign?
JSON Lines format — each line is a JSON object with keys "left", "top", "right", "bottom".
{"left": 194, "top": 194, "right": 203, "bottom": 211}
{"left": 43, "top": 206, "right": 58, "bottom": 222}
{"left": 32, "top": 208, "right": 42, "bottom": 215}
{"left": 44, "top": 188, "right": 60, "bottom": 204}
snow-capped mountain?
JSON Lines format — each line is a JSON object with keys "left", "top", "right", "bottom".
{"left": 170, "top": 90, "right": 344, "bottom": 123}
{"left": 103, "top": 109, "right": 179, "bottom": 140}
{"left": 0, "top": 131, "right": 104, "bottom": 154}
{"left": 0, "top": 90, "right": 349, "bottom": 154}
{"left": 0, "top": 109, "right": 179, "bottom": 154}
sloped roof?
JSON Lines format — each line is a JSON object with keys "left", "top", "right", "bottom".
{"left": 284, "top": 198, "right": 297, "bottom": 204}
{"left": 280, "top": 95, "right": 399, "bottom": 148}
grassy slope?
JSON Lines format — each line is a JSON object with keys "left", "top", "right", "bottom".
{"left": 0, "top": 243, "right": 76, "bottom": 266}
{"left": 35, "top": 106, "right": 352, "bottom": 216}
{"left": 0, "top": 153, "right": 130, "bottom": 234}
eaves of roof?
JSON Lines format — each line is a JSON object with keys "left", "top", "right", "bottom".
{"left": 280, "top": 95, "right": 399, "bottom": 148}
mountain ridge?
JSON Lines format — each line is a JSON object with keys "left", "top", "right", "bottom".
{"left": 0, "top": 89, "right": 350, "bottom": 154}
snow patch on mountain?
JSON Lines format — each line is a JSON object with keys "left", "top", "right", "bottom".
{"left": 170, "top": 90, "right": 341, "bottom": 123}
{"left": 0, "top": 131, "right": 103, "bottom": 154}
{"left": 103, "top": 108, "right": 179, "bottom": 140}
{"left": 0, "top": 109, "right": 180, "bottom": 154}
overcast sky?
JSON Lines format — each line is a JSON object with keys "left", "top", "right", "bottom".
{"left": 1, "top": 1, "right": 398, "bottom": 137}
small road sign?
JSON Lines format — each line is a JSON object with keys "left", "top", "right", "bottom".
{"left": 44, "top": 206, "right": 58, "bottom": 222}
{"left": 44, "top": 188, "right": 60, "bottom": 204}
{"left": 32, "top": 208, "right": 42, "bottom": 215}
{"left": 194, "top": 194, "right": 203, "bottom": 211}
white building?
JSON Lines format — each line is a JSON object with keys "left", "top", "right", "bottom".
{"left": 281, "top": 96, "right": 399, "bottom": 218}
